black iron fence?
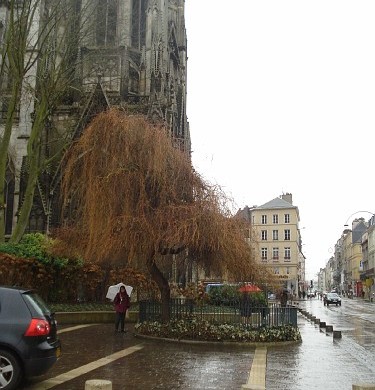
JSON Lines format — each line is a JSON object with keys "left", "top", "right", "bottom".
{"left": 139, "top": 299, "right": 298, "bottom": 328}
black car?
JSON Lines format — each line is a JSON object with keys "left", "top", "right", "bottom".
{"left": 0, "top": 286, "right": 61, "bottom": 389}
{"left": 325, "top": 292, "right": 342, "bottom": 306}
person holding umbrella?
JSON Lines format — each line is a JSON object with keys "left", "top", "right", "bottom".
{"left": 113, "top": 285, "right": 130, "bottom": 333}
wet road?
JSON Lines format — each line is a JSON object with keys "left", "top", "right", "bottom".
{"left": 20, "top": 297, "right": 375, "bottom": 390}
{"left": 267, "top": 297, "right": 375, "bottom": 389}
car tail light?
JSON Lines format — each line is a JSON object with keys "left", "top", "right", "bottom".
{"left": 24, "top": 318, "right": 51, "bottom": 336}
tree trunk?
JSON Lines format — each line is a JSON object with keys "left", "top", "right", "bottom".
{"left": 146, "top": 250, "right": 171, "bottom": 323}
{"left": 10, "top": 97, "right": 47, "bottom": 243}
{"left": 0, "top": 86, "right": 20, "bottom": 242}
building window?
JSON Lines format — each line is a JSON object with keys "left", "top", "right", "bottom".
{"left": 284, "top": 214, "right": 290, "bottom": 223}
{"left": 284, "top": 247, "right": 291, "bottom": 260}
{"left": 272, "top": 247, "right": 279, "bottom": 260}
{"left": 261, "top": 248, "right": 268, "bottom": 260}
{"left": 273, "top": 230, "right": 278, "bottom": 240}
{"left": 273, "top": 214, "right": 278, "bottom": 224}
{"left": 261, "top": 215, "right": 267, "bottom": 224}
{"left": 131, "top": 0, "right": 147, "bottom": 49}
{"left": 274, "top": 267, "right": 280, "bottom": 275}
{"left": 284, "top": 229, "right": 290, "bottom": 240}
{"left": 96, "top": 0, "right": 118, "bottom": 46}
{"left": 261, "top": 230, "right": 267, "bottom": 240}
{"left": 286, "top": 267, "right": 290, "bottom": 274}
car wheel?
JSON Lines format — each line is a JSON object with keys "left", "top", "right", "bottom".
{"left": 0, "top": 349, "right": 22, "bottom": 390}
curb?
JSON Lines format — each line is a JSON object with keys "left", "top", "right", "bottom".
{"left": 296, "top": 307, "right": 341, "bottom": 339}
{"left": 133, "top": 332, "right": 301, "bottom": 347}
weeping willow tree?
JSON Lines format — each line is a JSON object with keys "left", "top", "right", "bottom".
{"left": 58, "top": 109, "right": 266, "bottom": 321}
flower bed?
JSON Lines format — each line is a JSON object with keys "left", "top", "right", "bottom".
{"left": 135, "top": 317, "right": 301, "bottom": 343}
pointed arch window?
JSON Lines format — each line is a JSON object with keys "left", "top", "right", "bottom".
{"left": 96, "top": 0, "right": 118, "bottom": 46}
{"left": 131, "top": 0, "right": 148, "bottom": 49}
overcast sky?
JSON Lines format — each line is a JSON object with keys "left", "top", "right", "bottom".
{"left": 184, "top": 1, "right": 375, "bottom": 280}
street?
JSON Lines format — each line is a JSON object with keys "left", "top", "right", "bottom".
{"left": 20, "top": 297, "right": 375, "bottom": 390}
{"left": 266, "top": 297, "right": 375, "bottom": 389}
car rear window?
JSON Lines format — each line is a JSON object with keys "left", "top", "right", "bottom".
{"left": 22, "top": 292, "right": 51, "bottom": 317}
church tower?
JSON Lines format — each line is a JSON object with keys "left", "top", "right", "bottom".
{"left": 79, "top": 0, "right": 189, "bottom": 151}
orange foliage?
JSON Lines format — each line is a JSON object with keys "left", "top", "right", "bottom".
{"left": 57, "top": 109, "right": 263, "bottom": 283}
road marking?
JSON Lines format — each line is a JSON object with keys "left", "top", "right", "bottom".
{"left": 58, "top": 324, "right": 97, "bottom": 334}
{"left": 28, "top": 344, "right": 144, "bottom": 390}
{"left": 241, "top": 346, "right": 267, "bottom": 390}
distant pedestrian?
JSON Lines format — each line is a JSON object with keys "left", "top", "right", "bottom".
{"left": 280, "top": 289, "right": 288, "bottom": 307}
{"left": 240, "top": 292, "right": 252, "bottom": 324}
{"left": 114, "top": 286, "right": 130, "bottom": 333}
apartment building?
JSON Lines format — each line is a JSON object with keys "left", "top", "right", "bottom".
{"left": 318, "top": 214, "right": 375, "bottom": 299}
{"left": 238, "top": 193, "right": 305, "bottom": 296}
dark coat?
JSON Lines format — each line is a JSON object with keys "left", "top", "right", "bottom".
{"left": 114, "top": 291, "right": 130, "bottom": 313}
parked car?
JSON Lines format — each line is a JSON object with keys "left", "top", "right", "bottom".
{"left": 325, "top": 292, "right": 342, "bottom": 306}
{"left": 0, "top": 286, "right": 61, "bottom": 389}
{"left": 267, "top": 292, "right": 276, "bottom": 300}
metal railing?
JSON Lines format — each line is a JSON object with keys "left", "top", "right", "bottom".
{"left": 139, "top": 299, "right": 298, "bottom": 328}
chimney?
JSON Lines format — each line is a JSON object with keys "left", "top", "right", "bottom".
{"left": 352, "top": 218, "right": 365, "bottom": 230}
{"left": 281, "top": 193, "right": 293, "bottom": 205}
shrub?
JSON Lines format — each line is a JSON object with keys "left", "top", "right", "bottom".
{"left": 0, "top": 234, "right": 156, "bottom": 303}
{"left": 0, "top": 233, "right": 75, "bottom": 267}
{"left": 207, "top": 284, "right": 239, "bottom": 305}
{"left": 207, "top": 284, "right": 268, "bottom": 307}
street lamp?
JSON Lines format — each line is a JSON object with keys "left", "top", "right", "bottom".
{"left": 344, "top": 211, "right": 375, "bottom": 228}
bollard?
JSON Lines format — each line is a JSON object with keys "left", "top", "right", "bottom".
{"left": 326, "top": 325, "right": 333, "bottom": 332}
{"left": 85, "top": 380, "right": 112, "bottom": 390}
{"left": 333, "top": 330, "right": 342, "bottom": 339}
{"left": 353, "top": 384, "right": 375, "bottom": 390}
{"left": 319, "top": 321, "right": 326, "bottom": 328}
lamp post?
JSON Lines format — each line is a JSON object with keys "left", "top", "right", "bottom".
{"left": 344, "top": 211, "right": 375, "bottom": 228}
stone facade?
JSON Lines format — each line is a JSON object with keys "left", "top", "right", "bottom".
{"left": 237, "top": 193, "right": 306, "bottom": 296}
{"left": 0, "top": 0, "right": 190, "bottom": 235}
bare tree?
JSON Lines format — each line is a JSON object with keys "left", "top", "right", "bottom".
{"left": 0, "top": 0, "right": 93, "bottom": 242}
{"left": 57, "top": 109, "right": 268, "bottom": 321}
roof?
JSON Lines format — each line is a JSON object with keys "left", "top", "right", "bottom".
{"left": 256, "top": 197, "right": 297, "bottom": 210}
{"left": 352, "top": 221, "right": 368, "bottom": 243}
